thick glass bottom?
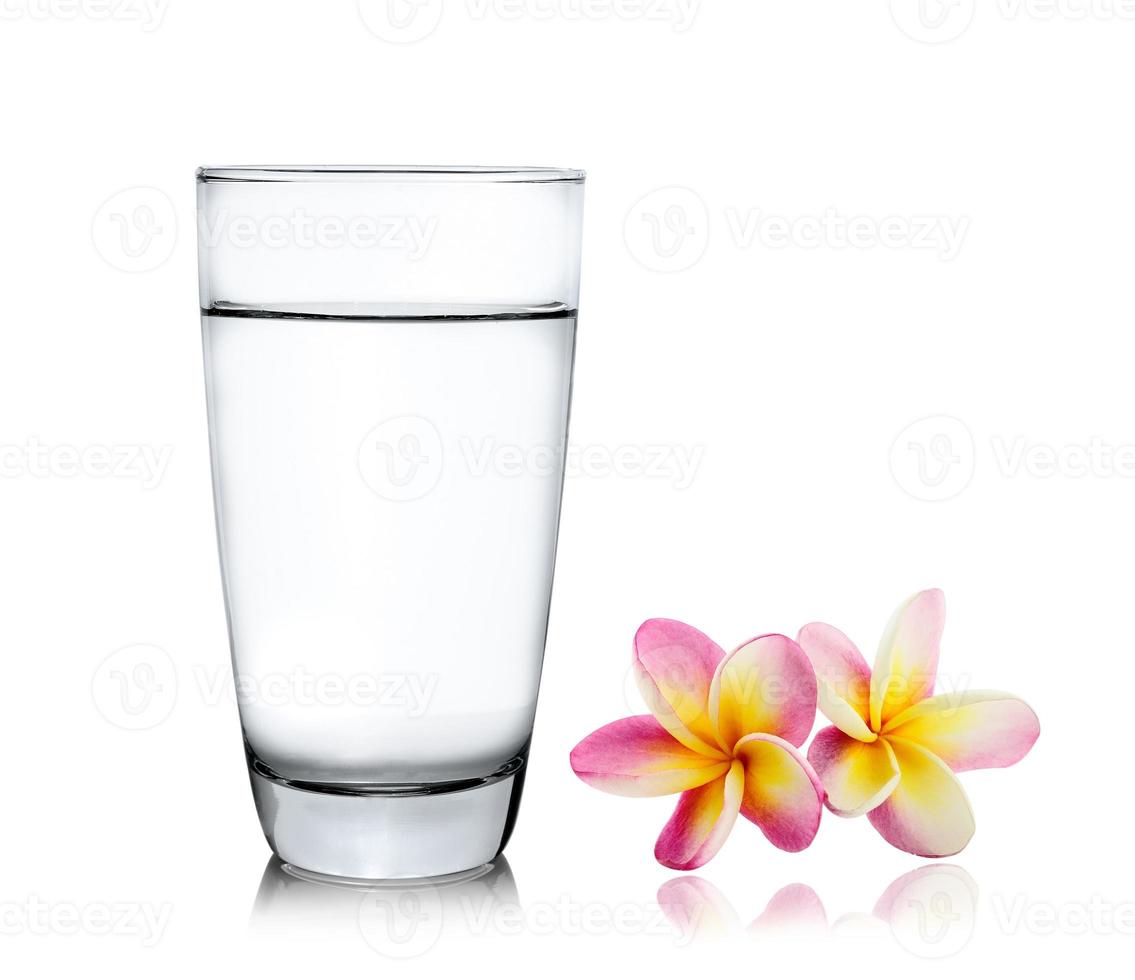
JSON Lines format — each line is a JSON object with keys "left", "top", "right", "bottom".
{"left": 247, "top": 751, "right": 527, "bottom": 879}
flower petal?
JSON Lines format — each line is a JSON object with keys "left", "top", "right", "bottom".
{"left": 635, "top": 619, "right": 726, "bottom": 755}
{"left": 749, "top": 884, "right": 828, "bottom": 935}
{"left": 807, "top": 725, "right": 901, "bottom": 817}
{"left": 797, "top": 622, "right": 874, "bottom": 741}
{"left": 569, "top": 715, "right": 731, "bottom": 797}
{"left": 655, "top": 760, "right": 744, "bottom": 870}
{"left": 870, "top": 589, "right": 946, "bottom": 731}
{"left": 657, "top": 876, "right": 741, "bottom": 939}
{"left": 734, "top": 733, "right": 824, "bottom": 852}
{"left": 709, "top": 634, "right": 817, "bottom": 750}
{"left": 882, "top": 690, "right": 1040, "bottom": 772}
{"left": 867, "top": 737, "right": 975, "bottom": 857}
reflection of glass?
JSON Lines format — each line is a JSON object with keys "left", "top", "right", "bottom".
{"left": 197, "top": 166, "right": 585, "bottom": 878}
{"left": 251, "top": 856, "right": 518, "bottom": 954}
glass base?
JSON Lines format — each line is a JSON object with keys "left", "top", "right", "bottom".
{"left": 247, "top": 752, "right": 527, "bottom": 879}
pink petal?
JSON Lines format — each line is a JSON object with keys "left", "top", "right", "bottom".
{"left": 867, "top": 737, "right": 975, "bottom": 858}
{"left": 635, "top": 619, "right": 726, "bottom": 756}
{"left": 570, "top": 715, "right": 731, "bottom": 797}
{"left": 657, "top": 876, "right": 741, "bottom": 939}
{"left": 870, "top": 589, "right": 946, "bottom": 731}
{"left": 749, "top": 884, "right": 828, "bottom": 935}
{"left": 655, "top": 760, "right": 744, "bottom": 870}
{"left": 807, "top": 725, "right": 900, "bottom": 817}
{"left": 797, "top": 622, "right": 874, "bottom": 741}
{"left": 883, "top": 690, "right": 1040, "bottom": 772}
{"left": 709, "top": 634, "right": 818, "bottom": 750}
{"left": 733, "top": 733, "right": 824, "bottom": 852}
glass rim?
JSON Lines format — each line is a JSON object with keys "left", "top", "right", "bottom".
{"left": 197, "top": 165, "right": 585, "bottom": 184}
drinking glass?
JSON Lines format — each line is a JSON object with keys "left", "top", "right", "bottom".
{"left": 196, "top": 166, "right": 585, "bottom": 878}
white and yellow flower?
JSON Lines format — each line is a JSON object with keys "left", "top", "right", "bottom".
{"left": 799, "top": 589, "right": 1040, "bottom": 857}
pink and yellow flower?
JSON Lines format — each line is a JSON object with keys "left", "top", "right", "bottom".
{"left": 570, "top": 619, "right": 824, "bottom": 870}
{"left": 798, "top": 589, "right": 1040, "bottom": 858}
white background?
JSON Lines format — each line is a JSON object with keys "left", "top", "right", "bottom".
{"left": 1, "top": 0, "right": 1133, "bottom": 973}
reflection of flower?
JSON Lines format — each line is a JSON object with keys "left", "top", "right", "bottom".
{"left": 748, "top": 883, "right": 828, "bottom": 936}
{"left": 874, "top": 865, "right": 978, "bottom": 958}
{"left": 657, "top": 877, "right": 740, "bottom": 939}
{"left": 656, "top": 864, "right": 977, "bottom": 954}
{"left": 799, "top": 589, "right": 1040, "bottom": 857}
{"left": 570, "top": 620, "right": 824, "bottom": 869}
{"left": 657, "top": 877, "right": 827, "bottom": 941}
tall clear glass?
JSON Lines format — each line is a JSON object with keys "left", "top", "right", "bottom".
{"left": 196, "top": 166, "right": 585, "bottom": 878}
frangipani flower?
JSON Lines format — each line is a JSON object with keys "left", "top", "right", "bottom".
{"left": 798, "top": 589, "right": 1040, "bottom": 858}
{"left": 570, "top": 620, "right": 824, "bottom": 870}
